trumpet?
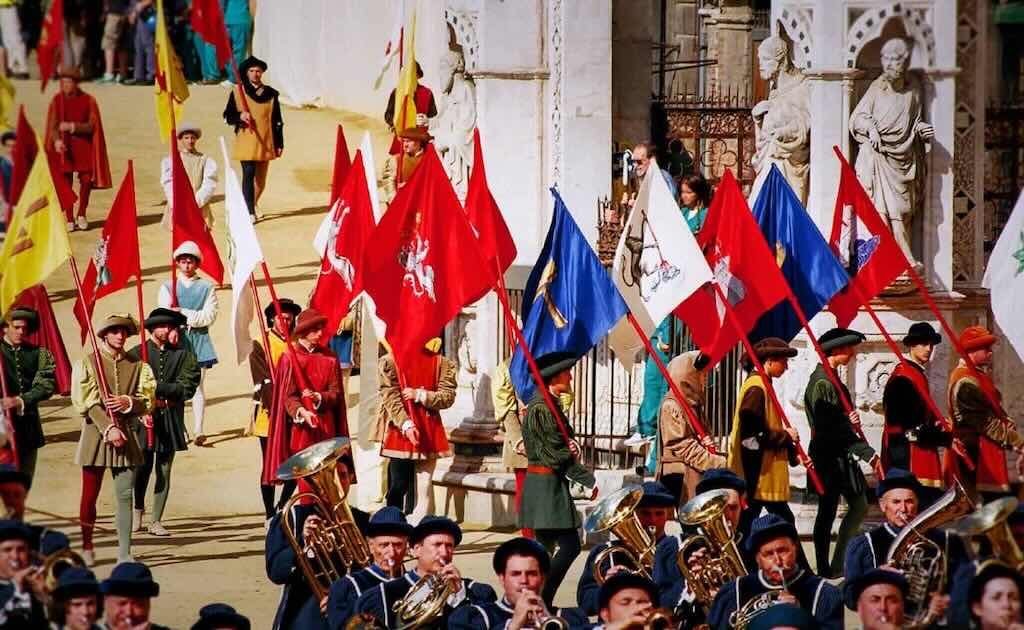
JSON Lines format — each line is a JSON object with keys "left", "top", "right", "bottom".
{"left": 637, "top": 608, "right": 676, "bottom": 630}
{"left": 392, "top": 558, "right": 460, "bottom": 630}
{"left": 524, "top": 602, "right": 569, "bottom": 630}
{"left": 584, "top": 485, "right": 655, "bottom": 583}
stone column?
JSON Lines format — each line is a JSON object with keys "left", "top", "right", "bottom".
{"left": 612, "top": 0, "right": 654, "bottom": 143}
{"left": 702, "top": 1, "right": 755, "bottom": 95}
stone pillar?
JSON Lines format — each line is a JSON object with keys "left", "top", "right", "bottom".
{"left": 702, "top": 1, "right": 755, "bottom": 95}
{"left": 612, "top": 0, "right": 654, "bottom": 144}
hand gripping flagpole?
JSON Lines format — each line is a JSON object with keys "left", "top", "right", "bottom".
{"left": 247, "top": 275, "right": 276, "bottom": 385}
{"left": 624, "top": 312, "right": 719, "bottom": 455}
{"left": 711, "top": 282, "right": 824, "bottom": 494}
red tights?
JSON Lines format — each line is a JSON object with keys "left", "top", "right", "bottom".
{"left": 514, "top": 468, "right": 534, "bottom": 539}
{"left": 80, "top": 466, "right": 104, "bottom": 550}
{"left": 63, "top": 172, "right": 92, "bottom": 221}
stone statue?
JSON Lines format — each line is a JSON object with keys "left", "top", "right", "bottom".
{"left": 431, "top": 49, "right": 476, "bottom": 199}
{"left": 751, "top": 36, "right": 811, "bottom": 205}
{"left": 849, "top": 38, "right": 934, "bottom": 269}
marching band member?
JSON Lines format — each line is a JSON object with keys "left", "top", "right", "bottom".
{"left": 727, "top": 338, "right": 801, "bottom": 524}
{"left": 805, "top": 327, "right": 880, "bottom": 578}
{"left": 49, "top": 567, "right": 103, "bottom": 630}
{"left": 964, "top": 561, "right": 1024, "bottom": 630}
{"left": 946, "top": 325, "right": 1024, "bottom": 502}
{"left": 449, "top": 537, "right": 588, "bottom": 630}
{"left": 99, "top": 562, "right": 171, "bottom": 630}
{"left": 653, "top": 468, "right": 750, "bottom": 623}
{"left": 845, "top": 569, "right": 909, "bottom": 630}
{"left": 266, "top": 449, "right": 368, "bottom": 630}
{"left": 520, "top": 352, "right": 597, "bottom": 607}
{"left": 881, "top": 322, "right": 948, "bottom": 494}
{"left": 0, "top": 519, "right": 46, "bottom": 627}
{"left": 594, "top": 573, "right": 659, "bottom": 630}
{"left": 191, "top": 603, "right": 252, "bottom": 630}
{"left": 326, "top": 507, "right": 412, "bottom": 630}
{"left": 353, "top": 515, "right": 495, "bottom": 629}
{"left": 577, "top": 481, "right": 674, "bottom": 616}
{"left": 743, "top": 604, "right": 818, "bottom": 630}
{"left": 843, "top": 469, "right": 966, "bottom": 613}
{"left": 707, "top": 514, "right": 843, "bottom": 630}
{"left": 948, "top": 503, "right": 1024, "bottom": 628}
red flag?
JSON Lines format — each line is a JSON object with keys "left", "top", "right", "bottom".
{"left": 330, "top": 125, "right": 351, "bottom": 207}
{"left": 362, "top": 145, "right": 492, "bottom": 364}
{"left": 9, "top": 107, "right": 75, "bottom": 213}
{"left": 170, "top": 143, "right": 224, "bottom": 283}
{"left": 73, "top": 164, "right": 142, "bottom": 343}
{"left": 464, "top": 128, "right": 517, "bottom": 281}
{"left": 673, "top": 169, "right": 789, "bottom": 366}
{"left": 827, "top": 147, "right": 911, "bottom": 327}
{"left": 310, "top": 151, "right": 375, "bottom": 337}
{"left": 15, "top": 285, "right": 72, "bottom": 395}
{"left": 37, "top": 0, "right": 64, "bottom": 92}
{"left": 190, "top": 0, "right": 232, "bottom": 68}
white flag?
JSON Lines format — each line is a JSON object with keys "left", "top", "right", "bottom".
{"left": 983, "top": 188, "right": 1024, "bottom": 361}
{"left": 222, "top": 137, "right": 266, "bottom": 365}
{"left": 374, "top": 0, "right": 407, "bottom": 89}
{"left": 314, "top": 132, "right": 381, "bottom": 256}
{"left": 607, "top": 162, "right": 713, "bottom": 368}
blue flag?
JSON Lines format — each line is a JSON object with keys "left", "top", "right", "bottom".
{"left": 510, "top": 189, "right": 628, "bottom": 399}
{"left": 750, "top": 165, "right": 849, "bottom": 342}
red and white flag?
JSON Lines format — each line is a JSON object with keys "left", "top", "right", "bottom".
{"left": 170, "top": 141, "right": 224, "bottom": 283}
{"left": 73, "top": 164, "right": 141, "bottom": 343}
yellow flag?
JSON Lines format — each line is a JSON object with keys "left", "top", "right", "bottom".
{"left": 0, "top": 152, "right": 72, "bottom": 316}
{"left": 393, "top": 10, "right": 418, "bottom": 133}
{"left": 154, "top": 0, "right": 189, "bottom": 142}
{"left": 0, "top": 73, "right": 15, "bottom": 132}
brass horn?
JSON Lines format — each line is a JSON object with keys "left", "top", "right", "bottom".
{"left": 39, "top": 548, "right": 86, "bottom": 593}
{"left": 676, "top": 489, "right": 747, "bottom": 608}
{"left": 886, "top": 478, "right": 975, "bottom": 630}
{"left": 277, "top": 437, "right": 372, "bottom": 602}
{"left": 952, "top": 496, "right": 1024, "bottom": 571}
{"left": 584, "top": 485, "right": 655, "bottom": 584}
{"left": 392, "top": 559, "right": 459, "bottom": 630}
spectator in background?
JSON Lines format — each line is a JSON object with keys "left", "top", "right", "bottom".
{"left": 128, "top": 0, "right": 156, "bottom": 86}
{"left": 62, "top": 0, "right": 89, "bottom": 77}
{"left": 0, "top": 0, "right": 27, "bottom": 78}
{"left": 0, "top": 130, "right": 13, "bottom": 233}
{"left": 678, "top": 172, "right": 711, "bottom": 234}
{"left": 220, "top": 0, "right": 254, "bottom": 86}
{"left": 99, "top": 0, "right": 132, "bottom": 83}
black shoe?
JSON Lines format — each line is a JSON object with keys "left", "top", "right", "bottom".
{"left": 120, "top": 77, "right": 138, "bottom": 85}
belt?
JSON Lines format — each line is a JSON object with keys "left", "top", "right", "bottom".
{"left": 885, "top": 426, "right": 908, "bottom": 435}
{"left": 153, "top": 400, "right": 172, "bottom": 409}
{"left": 527, "top": 465, "right": 555, "bottom": 475}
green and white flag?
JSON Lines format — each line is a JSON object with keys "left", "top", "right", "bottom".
{"left": 983, "top": 187, "right": 1024, "bottom": 361}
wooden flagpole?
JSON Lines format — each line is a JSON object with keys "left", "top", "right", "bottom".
{"left": 68, "top": 257, "right": 123, "bottom": 432}
{"left": 248, "top": 275, "right": 275, "bottom": 384}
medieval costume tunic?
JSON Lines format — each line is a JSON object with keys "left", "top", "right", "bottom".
{"left": 727, "top": 374, "right": 796, "bottom": 519}
{"left": 43, "top": 80, "right": 112, "bottom": 222}
{"left": 707, "top": 568, "right": 843, "bottom": 630}
{"left": 377, "top": 352, "right": 455, "bottom": 461}
{"left": 448, "top": 598, "right": 589, "bottom": 630}
{"left": 327, "top": 563, "right": 398, "bottom": 630}
{"left": 223, "top": 56, "right": 283, "bottom": 216}
{"left": 946, "top": 359, "right": 1023, "bottom": 498}
{"left": 882, "top": 359, "right": 948, "bottom": 488}
{"left": 250, "top": 330, "right": 289, "bottom": 439}
{"left": 14, "top": 285, "right": 72, "bottom": 396}
{"left": 656, "top": 351, "right": 726, "bottom": 505}
{"left": 0, "top": 334, "right": 56, "bottom": 486}
{"left": 159, "top": 130, "right": 218, "bottom": 230}
{"left": 353, "top": 569, "right": 495, "bottom": 630}
{"left": 157, "top": 276, "right": 218, "bottom": 369}
{"left": 266, "top": 503, "right": 370, "bottom": 630}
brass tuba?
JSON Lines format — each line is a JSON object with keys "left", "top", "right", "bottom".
{"left": 392, "top": 560, "right": 459, "bottom": 630}
{"left": 886, "top": 478, "right": 975, "bottom": 630}
{"left": 952, "top": 496, "right": 1024, "bottom": 571}
{"left": 584, "top": 485, "right": 655, "bottom": 583}
{"left": 38, "top": 548, "right": 86, "bottom": 593}
{"left": 277, "top": 437, "right": 372, "bottom": 602}
{"left": 677, "top": 489, "right": 747, "bottom": 608}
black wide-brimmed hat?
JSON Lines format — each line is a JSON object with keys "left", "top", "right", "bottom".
{"left": 696, "top": 468, "right": 747, "bottom": 496}
{"left": 52, "top": 567, "right": 100, "bottom": 601}
{"left": 0, "top": 519, "right": 31, "bottom": 543}
{"left": 903, "top": 322, "right": 942, "bottom": 347}
{"left": 366, "top": 507, "right": 413, "bottom": 539}
{"left": 144, "top": 307, "right": 187, "bottom": 331}
{"left": 535, "top": 351, "right": 577, "bottom": 381}
{"left": 597, "top": 573, "right": 658, "bottom": 611}
{"left": 410, "top": 515, "right": 462, "bottom": 546}
{"left": 746, "top": 514, "right": 799, "bottom": 553}
{"left": 239, "top": 56, "right": 267, "bottom": 74}
{"left": 191, "top": 603, "right": 250, "bottom": 630}
{"left": 819, "top": 327, "right": 866, "bottom": 354}
{"left": 264, "top": 298, "right": 302, "bottom": 323}
{"left": 875, "top": 468, "right": 923, "bottom": 499}
{"left": 100, "top": 562, "right": 160, "bottom": 599}
{"left": 492, "top": 536, "right": 550, "bottom": 575}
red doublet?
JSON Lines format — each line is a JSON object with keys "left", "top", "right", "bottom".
{"left": 944, "top": 365, "right": 1011, "bottom": 493}
{"left": 44, "top": 90, "right": 112, "bottom": 187}
{"left": 883, "top": 362, "right": 943, "bottom": 487}
{"left": 380, "top": 353, "right": 450, "bottom": 460}
{"left": 263, "top": 343, "right": 349, "bottom": 485}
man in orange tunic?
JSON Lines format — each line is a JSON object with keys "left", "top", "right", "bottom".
{"left": 44, "top": 69, "right": 112, "bottom": 231}
{"left": 263, "top": 309, "right": 348, "bottom": 495}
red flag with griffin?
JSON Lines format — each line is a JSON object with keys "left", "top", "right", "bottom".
{"left": 673, "top": 169, "right": 790, "bottom": 366}
{"left": 190, "top": 0, "right": 232, "bottom": 68}
{"left": 330, "top": 124, "right": 351, "bottom": 207}
{"left": 361, "top": 145, "right": 492, "bottom": 364}
{"left": 827, "top": 147, "right": 912, "bottom": 327}
{"left": 464, "top": 128, "right": 517, "bottom": 283}
{"left": 309, "top": 151, "right": 375, "bottom": 338}
{"left": 37, "top": 0, "right": 64, "bottom": 92}
{"left": 73, "top": 164, "right": 142, "bottom": 343}
{"left": 170, "top": 142, "right": 224, "bottom": 283}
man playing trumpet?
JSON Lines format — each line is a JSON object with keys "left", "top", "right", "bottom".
{"left": 327, "top": 507, "right": 413, "bottom": 630}
{"left": 0, "top": 519, "right": 46, "bottom": 627}
{"left": 596, "top": 573, "right": 661, "bottom": 630}
{"left": 353, "top": 515, "right": 495, "bottom": 629}
{"left": 450, "top": 537, "right": 587, "bottom": 630}
{"left": 708, "top": 514, "right": 843, "bottom": 630}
